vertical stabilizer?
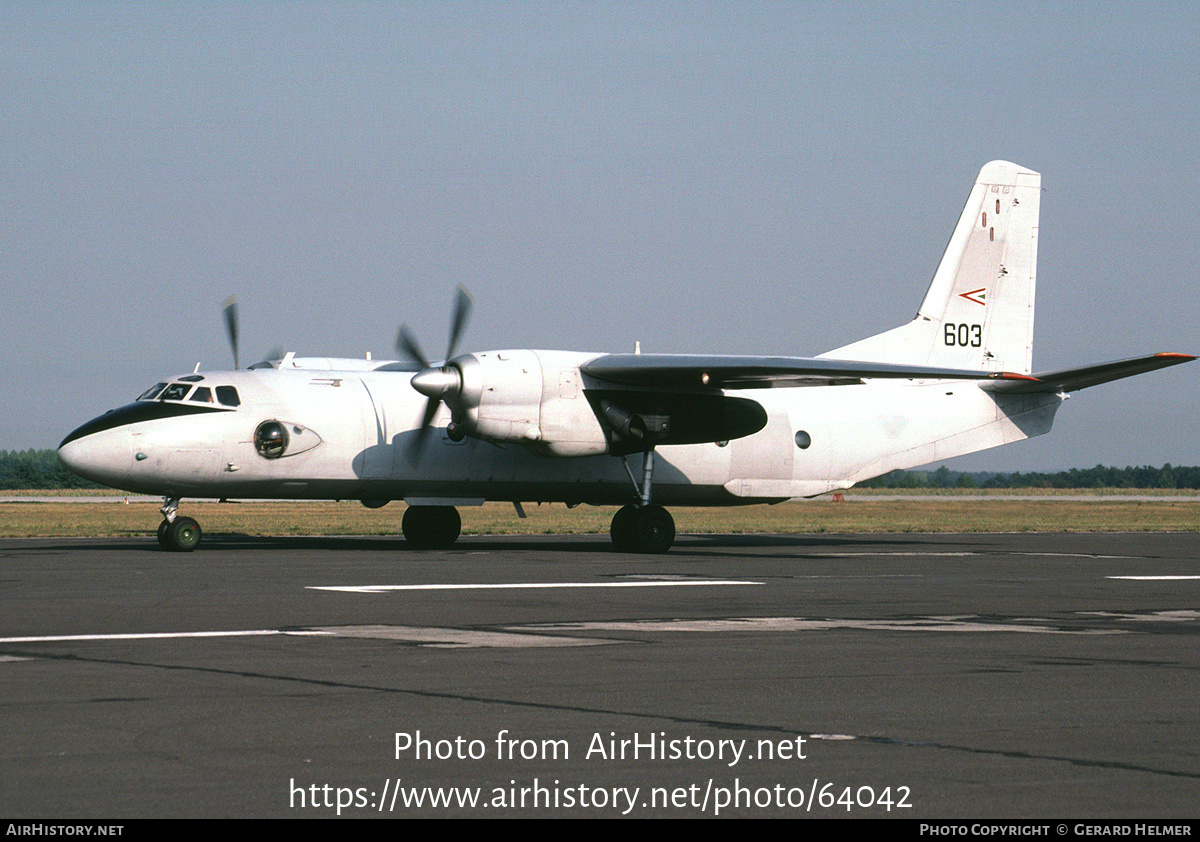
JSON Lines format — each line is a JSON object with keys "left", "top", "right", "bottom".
{"left": 821, "top": 161, "right": 1041, "bottom": 373}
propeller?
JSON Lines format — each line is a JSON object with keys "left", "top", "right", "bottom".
{"left": 396, "top": 286, "right": 473, "bottom": 459}
{"left": 222, "top": 296, "right": 285, "bottom": 368}
{"left": 222, "top": 295, "right": 240, "bottom": 370}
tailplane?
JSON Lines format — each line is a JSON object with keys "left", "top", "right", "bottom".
{"left": 821, "top": 160, "right": 1041, "bottom": 374}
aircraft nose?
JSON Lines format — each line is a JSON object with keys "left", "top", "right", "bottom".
{"left": 56, "top": 437, "right": 86, "bottom": 474}
{"left": 57, "top": 418, "right": 133, "bottom": 487}
{"left": 57, "top": 436, "right": 111, "bottom": 487}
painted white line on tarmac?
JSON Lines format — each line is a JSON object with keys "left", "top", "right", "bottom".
{"left": 0, "top": 629, "right": 298, "bottom": 644}
{"left": 792, "top": 551, "right": 1132, "bottom": 560}
{"left": 1107, "top": 576, "right": 1200, "bottom": 580}
{"left": 522, "top": 616, "right": 1125, "bottom": 635}
{"left": 309, "top": 579, "right": 762, "bottom": 594}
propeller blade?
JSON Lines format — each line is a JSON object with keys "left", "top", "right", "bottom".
{"left": 400, "top": 286, "right": 474, "bottom": 463}
{"left": 222, "top": 295, "right": 239, "bottom": 370}
{"left": 396, "top": 325, "right": 430, "bottom": 369}
{"left": 406, "top": 397, "right": 442, "bottom": 463}
{"left": 445, "top": 285, "right": 473, "bottom": 360}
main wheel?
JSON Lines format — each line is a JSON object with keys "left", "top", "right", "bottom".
{"left": 610, "top": 505, "right": 639, "bottom": 552}
{"left": 162, "top": 516, "right": 202, "bottom": 552}
{"left": 611, "top": 505, "right": 675, "bottom": 553}
{"left": 402, "top": 505, "right": 462, "bottom": 549}
{"left": 629, "top": 505, "right": 675, "bottom": 554}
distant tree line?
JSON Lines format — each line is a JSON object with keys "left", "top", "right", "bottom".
{"left": 0, "top": 449, "right": 103, "bottom": 489}
{"left": 859, "top": 464, "right": 1199, "bottom": 490}
{"left": 1, "top": 448, "right": 1196, "bottom": 491}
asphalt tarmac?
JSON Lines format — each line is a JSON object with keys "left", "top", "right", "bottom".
{"left": 1, "top": 531, "right": 1198, "bottom": 818}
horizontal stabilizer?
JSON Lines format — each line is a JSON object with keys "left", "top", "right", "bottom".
{"left": 985, "top": 352, "right": 1195, "bottom": 393}
{"left": 582, "top": 353, "right": 1038, "bottom": 389}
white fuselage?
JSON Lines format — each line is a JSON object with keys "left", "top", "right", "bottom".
{"left": 57, "top": 350, "right": 1063, "bottom": 506}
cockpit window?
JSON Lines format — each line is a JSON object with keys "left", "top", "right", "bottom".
{"left": 138, "top": 383, "right": 167, "bottom": 401}
{"left": 137, "top": 381, "right": 239, "bottom": 407}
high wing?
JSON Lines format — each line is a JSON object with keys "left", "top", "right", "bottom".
{"left": 984, "top": 352, "right": 1196, "bottom": 393}
{"left": 580, "top": 353, "right": 1040, "bottom": 389}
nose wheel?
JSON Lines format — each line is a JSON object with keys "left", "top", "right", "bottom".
{"left": 157, "top": 516, "right": 202, "bottom": 551}
{"left": 157, "top": 498, "right": 202, "bottom": 552}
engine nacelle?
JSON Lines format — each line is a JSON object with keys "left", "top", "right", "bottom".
{"left": 449, "top": 350, "right": 610, "bottom": 457}
{"left": 438, "top": 349, "right": 767, "bottom": 458}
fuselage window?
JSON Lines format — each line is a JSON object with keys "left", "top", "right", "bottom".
{"left": 160, "top": 383, "right": 193, "bottom": 402}
{"left": 138, "top": 383, "right": 167, "bottom": 401}
{"left": 215, "top": 386, "right": 241, "bottom": 407}
{"left": 189, "top": 387, "right": 214, "bottom": 403}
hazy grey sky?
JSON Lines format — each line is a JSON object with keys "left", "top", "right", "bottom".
{"left": 3, "top": 1, "right": 1196, "bottom": 471}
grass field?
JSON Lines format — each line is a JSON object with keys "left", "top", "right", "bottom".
{"left": 2, "top": 490, "right": 1199, "bottom": 538}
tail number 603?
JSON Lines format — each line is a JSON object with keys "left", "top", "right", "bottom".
{"left": 944, "top": 323, "right": 982, "bottom": 347}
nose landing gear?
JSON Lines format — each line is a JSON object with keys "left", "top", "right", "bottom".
{"left": 157, "top": 497, "right": 202, "bottom": 552}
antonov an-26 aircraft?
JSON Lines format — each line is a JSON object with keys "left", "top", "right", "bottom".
{"left": 59, "top": 161, "right": 1193, "bottom": 553}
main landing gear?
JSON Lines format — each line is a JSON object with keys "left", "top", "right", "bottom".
{"left": 157, "top": 497, "right": 201, "bottom": 552}
{"left": 609, "top": 447, "right": 676, "bottom": 554}
{"left": 610, "top": 503, "right": 675, "bottom": 554}
{"left": 402, "top": 505, "right": 462, "bottom": 550}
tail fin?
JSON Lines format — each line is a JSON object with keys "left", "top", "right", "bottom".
{"left": 821, "top": 160, "right": 1041, "bottom": 374}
